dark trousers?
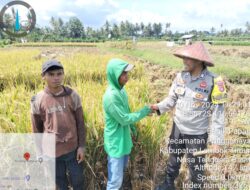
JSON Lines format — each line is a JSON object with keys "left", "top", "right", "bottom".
{"left": 56, "top": 150, "right": 84, "bottom": 190}
{"left": 165, "top": 122, "right": 208, "bottom": 190}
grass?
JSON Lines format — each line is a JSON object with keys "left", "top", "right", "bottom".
{"left": 104, "top": 47, "right": 183, "bottom": 69}
{"left": 212, "top": 41, "right": 250, "bottom": 46}
{"left": 12, "top": 42, "right": 98, "bottom": 47}
{"left": 101, "top": 41, "right": 250, "bottom": 83}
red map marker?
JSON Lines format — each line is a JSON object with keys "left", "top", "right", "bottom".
{"left": 24, "top": 152, "right": 30, "bottom": 161}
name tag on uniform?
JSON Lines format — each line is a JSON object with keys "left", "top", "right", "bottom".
{"left": 193, "top": 92, "right": 208, "bottom": 101}
{"left": 175, "top": 87, "right": 185, "bottom": 95}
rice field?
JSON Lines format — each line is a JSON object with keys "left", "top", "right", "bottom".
{"left": 0, "top": 42, "right": 249, "bottom": 189}
{"left": 0, "top": 46, "right": 168, "bottom": 189}
{"left": 104, "top": 41, "right": 250, "bottom": 84}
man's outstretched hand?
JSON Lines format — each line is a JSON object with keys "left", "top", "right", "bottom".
{"left": 151, "top": 104, "right": 159, "bottom": 111}
{"left": 148, "top": 104, "right": 160, "bottom": 116}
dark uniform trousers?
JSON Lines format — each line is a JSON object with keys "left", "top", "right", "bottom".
{"left": 165, "top": 122, "right": 208, "bottom": 190}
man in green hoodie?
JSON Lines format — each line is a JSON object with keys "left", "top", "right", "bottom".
{"left": 103, "top": 58, "right": 152, "bottom": 190}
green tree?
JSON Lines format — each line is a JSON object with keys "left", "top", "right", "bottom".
{"left": 86, "top": 27, "right": 94, "bottom": 38}
{"left": 50, "top": 17, "right": 65, "bottom": 38}
{"left": 143, "top": 23, "right": 153, "bottom": 37}
{"left": 140, "top": 22, "right": 145, "bottom": 37}
{"left": 112, "top": 23, "right": 120, "bottom": 38}
{"left": 245, "top": 21, "right": 250, "bottom": 33}
{"left": 3, "top": 13, "right": 13, "bottom": 31}
{"left": 165, "top": 23, "right": 171, "bottom": 34}
{"left": 27, "top": 27, "right": 43, "bottom": 42}
{"left": 134, "top": 23, "right": 140, "bottom": 36}
{"left": 65, "top": 17, "right": 85, "bottom": 38}
{"left": 153, "top": 23, "right": 162, "bottom": 37}
{"left": 218, "top": 29, "right": 229, "bottom": 37}
{"left": 119, "top": 21, "right": 126, "bottom": 37}
{"left": 231, "top": 28, "right": 243, "bottom": 36}
{"left": 125, "top": 20, "right": 134, "bottom": 36}
{"left": 210, "top": 27, "right": 216, "bottom": 34}
{"left": 104, "top": 20, "right": 111, "bottom": 37}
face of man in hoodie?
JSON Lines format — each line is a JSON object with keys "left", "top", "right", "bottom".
{"left": 119, "top": 71, "right": 128, "bottom": 87}
{"left": 43, "top": 69, "right": 64, "bottom": 89}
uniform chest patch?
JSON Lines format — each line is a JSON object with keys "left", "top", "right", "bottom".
{"left": 193, "top": 92, "right": 208, "bottom": 101}
{"left": 175, "top": 87, "right": 185, "bottom": 95}
{"left": 199, "top": 81, "right": 207, "bottom": 88}
{"left": 195, "top": 93, "right": 204, "bottom": 100}
{"left": 217, "top": 81, "right": 225, "bottom": 92}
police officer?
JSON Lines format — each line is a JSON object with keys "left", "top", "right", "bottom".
{"left": 151, "top": 42, "right": 227, "bottom": 190}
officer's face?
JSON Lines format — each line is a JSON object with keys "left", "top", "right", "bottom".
{"left": 183, "top": 58, "right": 201, "bottom": 72}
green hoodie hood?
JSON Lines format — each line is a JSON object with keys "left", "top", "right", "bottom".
{"left": 106, "top": 58, "right": 129, "bottom": 90}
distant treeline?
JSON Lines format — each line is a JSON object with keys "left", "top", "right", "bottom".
{"left": 1, "top": 16, "right": 250, "bottom": 43}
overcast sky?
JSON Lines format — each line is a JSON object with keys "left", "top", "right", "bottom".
{"left": 1, "top": 0, "right": 250, "bottom": 32}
